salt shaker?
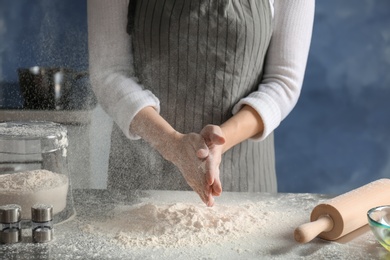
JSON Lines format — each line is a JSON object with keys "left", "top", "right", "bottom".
{"left": 0, "top": 204, "right": 22, "bottom": 244}
{"left": 31, "top": 204, "right": 53, "bottom": 243}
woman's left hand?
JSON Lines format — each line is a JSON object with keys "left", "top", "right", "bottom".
{"left": 200, "top": 125, "right": 226, "bottom": 196}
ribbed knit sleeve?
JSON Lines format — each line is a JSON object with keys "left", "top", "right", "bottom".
{"left": 232, "top": 0, "right": 315, "bottom": 140}
{"left": 87, "top": 0, "right": 160, "bottom": 140}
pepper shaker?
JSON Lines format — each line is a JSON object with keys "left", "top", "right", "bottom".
{"left": 31, "top": 204, "right": 53, "bottom": 243}
{"left": 0, "top": 204, "right": 22, "bottom": 244}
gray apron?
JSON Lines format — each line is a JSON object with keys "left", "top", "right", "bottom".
{"left": 108, "top": 0, "right": 277, "bottom": 192}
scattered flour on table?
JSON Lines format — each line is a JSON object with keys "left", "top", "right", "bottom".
{"left": 83, "top": 202, "right": 270, "bottom": 248}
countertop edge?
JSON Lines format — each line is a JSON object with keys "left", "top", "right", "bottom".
{"left": 0, "top": 109, "right": 93, "bottom": 125}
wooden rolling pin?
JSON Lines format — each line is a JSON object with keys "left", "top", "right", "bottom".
{"left": 294, "top": 178, "right": 390, "bottom": 243}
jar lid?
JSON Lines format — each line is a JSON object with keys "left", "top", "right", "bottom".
{"left": 31, "top": 204, "right": 53, "bottom": 222}
{"left": 0, "top": 121, "right": 68, "bottom": 154}
{"left": 0, "top": 204, "right": 21, "bottom": 223}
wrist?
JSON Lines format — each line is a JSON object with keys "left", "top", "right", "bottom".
{"left": 220, "top": 105, "right": 264, "bottom": 152}
{"left": 155, "top": 130, "right": 183, "bottom": 162}
{"left": 130, "top": 107, "right": 181, "bottom": 159}
{"left": 219, "top": 129, "right": 229, "bottom": 154}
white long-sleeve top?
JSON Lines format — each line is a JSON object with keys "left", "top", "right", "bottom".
{"left": 87, "top": 0, "right": 315, "bottom": 141}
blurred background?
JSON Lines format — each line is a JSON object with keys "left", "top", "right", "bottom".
{"left": 0, "top": 0, "right": 389, "bottom": 195}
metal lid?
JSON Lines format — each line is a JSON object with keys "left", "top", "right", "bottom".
{"left": 33, "top": 228, "right": 53, "bottom": 243}
{"left": 0, "top": 204, "right": 21, "bottom": 223}
{"left": 0, "top": 228, "right": 22, "bottom": 244}
{"left": 0, "top": 121, "right": 68, "bottom": 154}
{"left": 31, "top": 204, "right": 53, "bottom": 222}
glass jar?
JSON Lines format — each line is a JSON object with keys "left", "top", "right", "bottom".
{"left": 0, "top": 121, "right": 75, "bottom": 224}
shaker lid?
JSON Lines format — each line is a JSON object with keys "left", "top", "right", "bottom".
{"left": 0, "top": 121, "right": 68, "bottom": 154}
{"left": 0, "top": 228, "right": 22, "bottom": 244}
{"left": 31, "top": 204, "right": 53, "bottom": 222}
{"left": 0, "top": 204, "right": 21, "bottom": 223}
{"left": 33, "top": 228, "right": 53, "bottom": 243}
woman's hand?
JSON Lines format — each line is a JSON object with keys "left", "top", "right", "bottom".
{"left": 158, "top": 131, "right": 215, "bottom": 206}
{"left": 200, "top": 125, "right": 226, "bottom": 196}
{"left": 130, "top": 107, "right": 224, "bottom": 207}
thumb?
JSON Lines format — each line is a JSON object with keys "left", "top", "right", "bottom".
{"left": 196, "top": 142, "right": 209, "bottom": 159}
{"left": 210, "top": 132, "right": 225, "bottom": 145}
{"left": 201, "top": 125, "right": 225, "bottom": 146}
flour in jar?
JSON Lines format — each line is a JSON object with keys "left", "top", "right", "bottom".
{"left": 0, "top": 169, "right": 69, "bottom": 219}
{"left": 83, "top": 202, "right": 269, "bottom": 248}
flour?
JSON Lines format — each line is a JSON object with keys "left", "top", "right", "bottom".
{"left": 84, "top": 201, "right": 268, "bottom": 249}
{"left": 0, "top": 169, "right": 69, "bottom": 219}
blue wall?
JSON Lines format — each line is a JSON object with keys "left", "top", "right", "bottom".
{"left": 276, "top": 0, "right": 390, "bottom": 194}
{"left": 1, "top": 0, "right": 390, "bottom": 194}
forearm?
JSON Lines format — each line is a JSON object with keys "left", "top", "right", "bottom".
{"left": 220, "top": 105, "right": 264, "bottom": 153}
{"left": 130, "top": 107, "right": 179, "bottom": 159}
{"left": 232, "top": 0, "right": 314, "bottom": 141}
{"left": 88, "top": 0, "right": 160, "bottom": 140}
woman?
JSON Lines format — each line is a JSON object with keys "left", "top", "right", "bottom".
{"left": 87, "top": 0, "right": 314, "bottom": 206}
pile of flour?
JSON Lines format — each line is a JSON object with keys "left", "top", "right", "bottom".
{"left": 0, "top": 169, "right": 69, "bottom": 219}
{"left": 83, "top": 202, "right": 268, "bottom": 248}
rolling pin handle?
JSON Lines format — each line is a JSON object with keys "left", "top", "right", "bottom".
{"left": 294, "top": 215, "right": 334, "bottom": 244}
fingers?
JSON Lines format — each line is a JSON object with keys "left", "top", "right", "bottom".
{"left": 206, "top": 195, "right": 215, "bottom": 207}
{"left": 203, "top": 153, "right": 214, "bottom": 186}
{"left": 192, "top": 183, "right": 214, "bottom": 207}
{"left": 204, "top": 184, "right": 215, "bottom": 207}
{"left": 193, "top": 175, "right": 214, "bottom": 207}
{"left": 200, "top": 125, "right": 226, "bottom": 146}
{"left": 211, "top": 176, "right": 222, "bottom": 196}
{"left": 206, "top": 170, "right": 214, "bottom": 186}
{"left": 187, "top": 133, "right": 209, "bottom": 159}
{"left": 206, "top": 165, "right": 222, "bottom": 196}
{"left": 204, "top": 152, "right": 221, "bottom": 185}
{"left": 201, "top": 126, "right": 224, "bottom": 199}
{"left": 196, "top": 147, "right": 209, "bottom": 159}
{"left": 210, "top": 132, "right": 225, "bottom": 145}
{"left": 178, "top": 131, "right": 221, "bottom": 207}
